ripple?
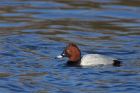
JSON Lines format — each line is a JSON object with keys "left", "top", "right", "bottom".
{"left": 0, "top": 72, "right": 11, "bottom": 78}
{"left": 19, "top": 72, "right": 48, "bottom": 77}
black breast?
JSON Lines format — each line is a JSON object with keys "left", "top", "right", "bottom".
{"left": 66, "top": 61, "right": 81, "bottom": 67}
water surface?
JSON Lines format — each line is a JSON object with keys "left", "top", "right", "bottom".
{"left": 0, "top": 0, "right": 140, "bottom": 93}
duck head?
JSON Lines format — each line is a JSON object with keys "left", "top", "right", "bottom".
{"left": 57, "top": 43, "right": 81, "bottom": 62}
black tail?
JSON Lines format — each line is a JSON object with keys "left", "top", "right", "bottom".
{"left": 113, "top": 60, "right": 122, "bottom": 67}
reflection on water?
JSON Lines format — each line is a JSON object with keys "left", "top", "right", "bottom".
{"left": 0, "top": 0, "right": 140, "bottom": 93}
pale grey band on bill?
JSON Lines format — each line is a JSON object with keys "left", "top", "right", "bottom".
{"left": 57, "top": 55, "right": 63, "bottom": 59}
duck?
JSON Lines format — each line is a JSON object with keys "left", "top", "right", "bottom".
{"left": 56, "top": 43, "right": 121, "bottom": 67}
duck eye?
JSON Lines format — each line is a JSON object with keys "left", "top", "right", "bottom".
{"left": 67, "top": 49, "right": 71, "bottom": 53}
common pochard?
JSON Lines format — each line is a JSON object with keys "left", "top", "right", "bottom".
{"left": 56, "top": 43, "right": 121, "bottom": 66}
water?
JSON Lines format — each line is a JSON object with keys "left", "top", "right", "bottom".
{"left": 0, "top": 0, "right": 140, "bottom": 93}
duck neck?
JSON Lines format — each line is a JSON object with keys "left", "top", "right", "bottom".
{"left": 69, "top": 55, "right": 81, "bottom": 62}
{"left": 67, "top": 55, "right": 81, "bottom": 66}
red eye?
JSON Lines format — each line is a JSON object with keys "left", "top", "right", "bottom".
{"left": 67, "top": 49, "right": 70, "bottom": 52}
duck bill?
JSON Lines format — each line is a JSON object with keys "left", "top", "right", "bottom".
{"left": 56, "top": 52, "right": 66, "bottom": 59}
{"left": 56, "top": 55, "right": 63, "bottom": 59}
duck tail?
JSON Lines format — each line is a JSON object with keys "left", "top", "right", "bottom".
{"left": 113, "top": 60, "right": 122, "bottom": 67}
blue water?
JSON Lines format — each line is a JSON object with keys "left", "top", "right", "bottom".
{"left": 0, "top": 0, "right": 140, "bottom": 93}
